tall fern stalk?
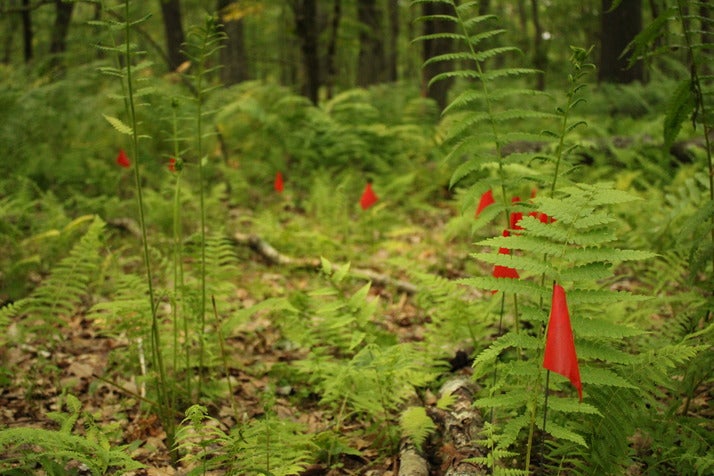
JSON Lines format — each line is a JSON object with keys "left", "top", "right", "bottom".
{"left": 416, "top": 2, "right": 656, "bottom": 473}
{"left": 169, "top": 98, "right": 189, "bottom": 403}
{"left": 183, "top": 16, "right": 225, "bottom": 399}
{"left": 102, "top": 0, "right": 176, "bottom": 458}
{"left": 528, "top": 46, "right": 595, "bottom": 472}
{"left": 676, "top": 0, "right": 714, "bottom": 272}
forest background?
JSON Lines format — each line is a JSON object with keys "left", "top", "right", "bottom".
{"left": 0, "top": 0, "right": 712, "bottom": 475}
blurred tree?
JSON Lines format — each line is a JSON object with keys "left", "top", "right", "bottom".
{"left": 387, "top": 0, "right": 398, "bottom": 82}
{"left": 217, "top": 0, "right": 250, "bottom": 85}
{"left": 599, "top": 0, "right": 644, "bottom": 83}
{"left": 325, "top": 0, "right": 341, "bottom": 98}
{"left": 2, "top": 0, "right": 19, "bottom": 64}
{"left": 21, "top": 0, "right": 32, "bottom": 63}
{"left": 421, "top": 1, "right": 456, "bottom": 110}
{"left": 356, "top": 0, "right": 386, "bottom": 86}
{"left": 158, "top": 0, "right": 186, "bottom": 71}
{"left": 289, "top": 0, "right": 322, "bottom": 103}
{"left": 48, "top": 0, "right": 75, "bottom": 69}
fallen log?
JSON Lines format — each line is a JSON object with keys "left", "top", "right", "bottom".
{"left": 231, "top": 232, "right": 419, "bottom": 294}
{"left": 106, "top": 218, "right": 418, "bottom": 294}
{"left": 398, "top": 377, "right": 487, "bottom": 476}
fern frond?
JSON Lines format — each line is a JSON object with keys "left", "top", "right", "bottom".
{"left": 580, "top": 367, "right": 637, "bottom": 389}
{"left": 229, "top": 415, "right": 315, "bottom": 476}
{"left": 2, "top": 216, "right": 104, "bottom": 326}
{"left": 400, "top": 406, "right": 437, "bottom": 451}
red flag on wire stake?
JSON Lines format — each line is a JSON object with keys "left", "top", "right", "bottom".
{"left": 360, "top": 182, "right": 378, "bottom": 210}
{"left": 493, "top": 230, "right": 519, "bottom": 280}
{"left": 116, "top": 149, "right": 131, "bottom": 168}
{"left": 476, "top": 189, "right": 495, "bottom": 217}
{"left": 543, "top": 283, "right": 582, "bottom": 401}
{"left": 274, "top": 171, "right": 284, "bottom": 193}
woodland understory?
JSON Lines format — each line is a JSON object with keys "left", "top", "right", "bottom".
{"left": 0, "top": 1, "right": 713, "bottom": 475}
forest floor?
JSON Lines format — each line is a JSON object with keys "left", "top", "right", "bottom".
{"left": 2, "top": 196, "right": 711, "bottom": 475}
{"left": 0, "top": 201, "right": 485, "bottom": 475}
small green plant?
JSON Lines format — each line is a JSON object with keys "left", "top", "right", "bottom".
{"left": 400, "top": 406, "right": 437, "bottom": 452}
{"left": 0, "top": 215, "right": 105, "bottom": 333}
{"left": 176, "top": 398, "right": 315, "bottom": 476}
{"left": 0, "top": 394, "right": 142, "bottom": 474}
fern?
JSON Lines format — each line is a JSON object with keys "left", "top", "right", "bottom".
{"left": 176, "top": 401, "right": 316, "bottom": 476}
{"left": 0, "top": 394, "right": 143, "bottom": 474}
{"left": 400, "top": 406, "right": 437, "bottom": 452}
{"left": 228, "top": 414, "right": 315, "bottom": 476}
{"left": 414, "top": 3, "right": 674, "bottom": 473}
{"left": 0, "top": 216, "right": 104, "bottom": 328}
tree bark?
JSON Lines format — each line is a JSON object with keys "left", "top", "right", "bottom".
{"left": 598, "top": 0, "right": 644, "bottom": 83}
{"left": 49, "top": 0, "right": 74, "bottom": 55}
{"left": 291, "top": 0, "right": 321, "bottom": 103}
{"left": 422, "top": 1, "right": 456, "bottom": 110}
{"left": 2, "top": 0, "right": 19, "bottom": 64}
{"left": 356, "top": 0, "right": 386, "bottom": 87}
{"left": 48, "top": 0, "right": 75, "bottom": 69}
{"left": 21, "top": 0, "right": 32, "bottom": 62}
{"left": 158, "top": 0, "right": 186, "bottom": 71}
{"left": 387, "top": 0, "right": 399, "bottom": 82}
{"left": 325, "top": 0, "right": 341, "bottom": 99}
{"left": 530, "top": 0, "right": 546, "bottom": 90}
{"left": 217, "top": 0, "right": 249, "bottom": 85}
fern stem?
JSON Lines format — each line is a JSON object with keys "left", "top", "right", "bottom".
{"left": 490, "top": 291, "right": 507, "bottom": 424}
{"left": 534, "top": 369, "right": 552, "bottom": 472}
{"left": 170, "top": 100, "right": 186, "bottom": 407}
{"left": 677, "top": 0, "right": 714, "bottom": 273}
{"left": 121, "top": 0, "right": 174, "bottom": 456}
{"left": 213, "top": 295, "right": 237, "bottom": 419}
{"left": 195, "top": 25, "right": 208, "bottom": 401}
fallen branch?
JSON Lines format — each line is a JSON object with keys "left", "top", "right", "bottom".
{"left": 232, "top": 232, "right": 418, "bottom": 294}
{"left": 428, "top": 378, "right": 487, "bottom": 475}
{"left": 106, "top": 219, "right": 418, "bottom": 294}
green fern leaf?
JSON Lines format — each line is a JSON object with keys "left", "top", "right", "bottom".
{"left": 400, "top": 406, "right": 436, "bottom": 451}
{"left": 580, "top": 367, "right": 637, "bottom": 389}
{"left": 102, "top": 114, "right": 133, "bottom": 135}
{"left": 539, "top": 420, "right": 587, "bottom": 447}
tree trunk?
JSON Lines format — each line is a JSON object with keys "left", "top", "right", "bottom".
{"left": 217, "top": 0, "right": 249, "bottom": 85}
{"left": 21, "top": 0, "right": 32, "bottom": 63}
{"left": 530, "top": 0, "right": 546, "bottom": 90}
{"left": 158, "top": 0, "right": 186, "bottom": 71}
{"left": 598, "top": 0, "right": 644, "bottom": 83}
{"left": 356, "top": 0, "right": 386, "bottom": 87}
{"left": 48, "top": 0, "right": 75, "bottom": 69}
{"left": 517, "top": 0, "right": 528, "bottom": 30}
{"left": 387, "top": 0, "right": 399, "bottom": 82}
{"left": 422, "top": 1, "right": 456, "bottom": 110}
{"left": 291, "top": 0, "right": 321, "bottom": 103}
{"left": 325, "top": 0, "right": 341, "bottom": 98}
{"left": 49, "top": 0, "right": 74, "bottom": 55}
{"left": 479, "top": 0, "right": 490, "bottom": 16}
{"left": 2, "top": 0, "right": 19, "bottom": 64}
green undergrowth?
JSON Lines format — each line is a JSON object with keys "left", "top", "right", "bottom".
{"left": 0, "top": 0, "right": 712, "bottom": 473}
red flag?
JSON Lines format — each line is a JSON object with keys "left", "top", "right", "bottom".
{"left": 475, "top": 189, "right": 495, "bottom": 217}
{"left": 543, "top": 284, "right": 582, "bottom": 401}
{"left": 274, "top": 171, "right": 284, "bottom": 193}
{"left": 510, "top": 196, "right": 523, "bottom": 230}
{"left": 492, "top": 229, "right": 519, "bottom": 280}
{"left": 116, "top": 149, "right": 131, "bottom": 168}
{"left": 360, "top": 182, "right": 378, "bottom": 210}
